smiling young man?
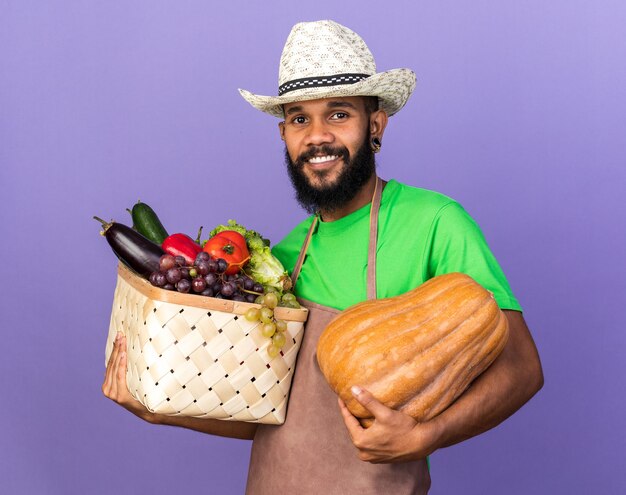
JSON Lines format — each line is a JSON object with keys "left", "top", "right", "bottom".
{"left": 104, "top": 20, "right": 543, "bottom": 495}
{"left": 239, "top": 20, "right": 543, "bottom": 494}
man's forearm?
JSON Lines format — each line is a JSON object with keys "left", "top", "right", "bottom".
{"left": 430, "top": 310, "right": 544, "bottom": 450}
{"left": 149, "top": 412, "right": 258, "bottom": 440}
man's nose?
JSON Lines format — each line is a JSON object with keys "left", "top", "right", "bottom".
{"left": 304, "top": 119, "right": 335, "bottom": 147}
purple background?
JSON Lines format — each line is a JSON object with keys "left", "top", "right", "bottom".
{"left": 1, "top": 1, "right": 625, "bottom": 494}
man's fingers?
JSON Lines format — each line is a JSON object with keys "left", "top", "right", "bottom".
{"left": 338, "top": 397, "right": 363, "bottom": 438}
{"left": 117, "top": 348, "right": 127, "bottom": 382}
{"left": 106, "top": 333, "right": 127, "bottom": 398}
{"left": 102, "top": 333, "right": 148, "bottom": 417}
{"left": 351, "top": 385, "right": 392, "bottom": 423}
{"left": 111, "top": 335, "right": 129, "bottom": 396}
{"left": 103, "top": 332, "right": 122, "bottom": 393}
{"left": 106, "top": 333, "right": 121, "bottom": 369}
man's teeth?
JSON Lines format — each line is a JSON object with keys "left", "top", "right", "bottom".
{"left": 308, "top": 155, "right": 338, "bottom": 164}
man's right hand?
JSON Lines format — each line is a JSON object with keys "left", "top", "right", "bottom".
{"left": 102, "top": 332, "right": 155, "bottom": 423}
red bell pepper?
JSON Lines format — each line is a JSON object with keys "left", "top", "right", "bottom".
{"left": 162, "top": 233, "right": 202, "bottom": 265}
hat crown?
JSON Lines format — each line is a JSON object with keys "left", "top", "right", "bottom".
{"left": 278, "top": 20, "right": 377, "bottom": 86}
{"left": 238, "top": 19, "right": 416, "bottom": 118}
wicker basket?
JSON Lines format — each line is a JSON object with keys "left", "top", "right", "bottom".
{"left": 105, "top": 263, "right": 308, "bottom": 425}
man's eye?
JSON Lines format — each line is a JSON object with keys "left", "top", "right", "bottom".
{"left": 330, "top": 112, "right": 348, "bottom": 120}
{"left": 292, "top": 116, "right": 307, "bottom": 124}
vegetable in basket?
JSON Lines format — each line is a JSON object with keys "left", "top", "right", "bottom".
{"left": 203, "top": 230, "right": 250, "bottom": 275}
{"left": 162, "top": 232, "right": 202, "bottom": 265}
{"left": 94, "top": 216, "right": 164, "bottom": 277}
{"left": 209, "top": 220, "right": 292, "bottom": 292}
{"left": 128, "top": 200, "right": 169, "bottom": 244}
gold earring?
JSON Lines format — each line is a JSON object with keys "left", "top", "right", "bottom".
{"left": 371, "top": 137, "right": 381, "bottom": 153}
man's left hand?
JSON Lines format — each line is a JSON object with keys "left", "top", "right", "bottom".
{"left": 338, "top": 386, "right": 441, "bottom": 464}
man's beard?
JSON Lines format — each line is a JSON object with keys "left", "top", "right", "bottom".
{"left": 284, "top": 136, "right": 376, "bottom": 215}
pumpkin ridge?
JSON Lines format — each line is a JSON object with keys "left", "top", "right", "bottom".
{"left": 322, "top": 275, "right": 479, "bottom": 360}
{"left": 409, "top": 309, "right": 506, "bottom": 419}
{"left": 321, "top": 273, "right": 472, "bottom": 340}
{"left": 366, "top": 293, "right": 500, "bottom": 412}
{"left": 341, "top": 283, "right": 490, "bottom": 368}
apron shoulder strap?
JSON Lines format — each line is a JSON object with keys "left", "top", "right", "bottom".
{"left": 290, "top": 177, "right": 383, "bottom": 300}
{"left": 366, "top": 177, "right": 383, "bottom": 300}
{"left": 290, "top": 215, "right": 318, "bottom": 288}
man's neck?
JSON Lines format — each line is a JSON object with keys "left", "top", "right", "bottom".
{"left": 318, "top": 175, "right": 379, "bottom": 222}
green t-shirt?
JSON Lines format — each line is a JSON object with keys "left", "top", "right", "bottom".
{"left": 272, "top": 180, "right": 522, "bottom": 312}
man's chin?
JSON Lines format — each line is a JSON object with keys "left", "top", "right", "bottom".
{"left": 303, "top": 169, "right": 343, "bottom": 190}
{"left": 305, "top": 178, "right": 337, "bottom": 191}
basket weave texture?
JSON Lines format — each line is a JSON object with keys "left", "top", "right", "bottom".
{"left": 105, "top": 264, "right": 308, "bottom": 424}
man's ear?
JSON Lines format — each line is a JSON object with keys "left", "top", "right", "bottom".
{"left": 278, "top": 121, "right": 285, "bottom": 141}
{"left": 369, "top": 109, "right": 388, "bottom": 141}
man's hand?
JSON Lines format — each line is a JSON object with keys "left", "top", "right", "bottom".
{"left": 101, "top": 331, "right": 258, "bottom": 439}
{"left": 102, "top": 332, "right": 155, "bottom": 422}
{"left": 338, "top": 386, "right": 440, "bottom": 464}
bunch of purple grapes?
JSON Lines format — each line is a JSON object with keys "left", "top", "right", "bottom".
{"left": 148, "top": 252, "right": 264, "bottom": 302}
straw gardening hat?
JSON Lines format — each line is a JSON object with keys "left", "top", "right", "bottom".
{"left": 239, "top": 20, "right": 416, "bottom": 118}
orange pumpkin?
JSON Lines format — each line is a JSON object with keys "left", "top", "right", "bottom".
{"left": 316, "top": 272, "right": 509, "bottom": 426}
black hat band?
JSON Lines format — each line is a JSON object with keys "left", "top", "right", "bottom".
{"left": 278, "top": 73, "right": 370, "bottom": 96}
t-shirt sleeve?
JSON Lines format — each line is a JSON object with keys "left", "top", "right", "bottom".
{"left": 423, "top": 202, "right": 522, "bottom": 311}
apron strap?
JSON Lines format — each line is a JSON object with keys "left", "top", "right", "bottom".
{"left": 290, "top": 215, "right": 318, "bottom": 288}
{"left": 290, "top": 177, "right": 383, "bottom": 301}
{"left": 366, "top": 176, "right": 383, "bottom": 300}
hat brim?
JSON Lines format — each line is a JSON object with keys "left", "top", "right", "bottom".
{"left": 239, "top": 68, "right": 416, "bottom": 118}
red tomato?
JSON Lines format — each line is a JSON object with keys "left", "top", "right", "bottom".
{"left": 203, "top": 232, "right": 250, "bottom": 275}
{"left": 212, "top": 231, "right": 248, "bottom": 253}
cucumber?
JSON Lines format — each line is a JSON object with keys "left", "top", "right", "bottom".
{"left": 130, "top": 201, "right": 169, "bottom": 245}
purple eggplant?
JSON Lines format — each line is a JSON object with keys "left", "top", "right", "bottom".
{"left": 94, "top": 216, "right": 164, "bottom": 277}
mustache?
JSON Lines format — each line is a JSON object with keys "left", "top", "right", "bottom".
{"left": 296, "top": 145, "right": 349, "bottom": 166}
